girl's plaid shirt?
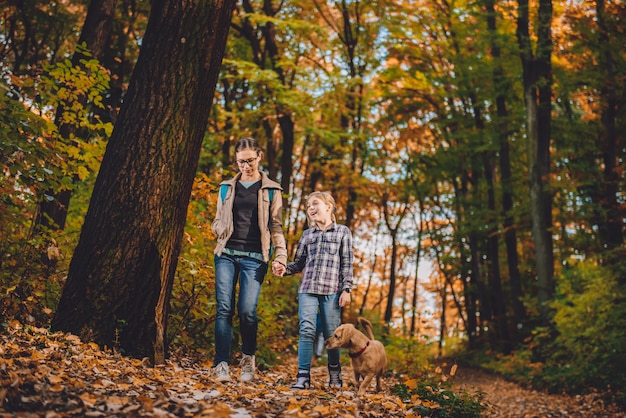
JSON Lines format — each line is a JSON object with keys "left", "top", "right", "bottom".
{"left": 285, "top": 223, "right": 354, "bottom": 295}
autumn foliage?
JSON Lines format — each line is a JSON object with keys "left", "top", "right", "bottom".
{"left": 2, "top": 0, "right": 626, "bottom": 414}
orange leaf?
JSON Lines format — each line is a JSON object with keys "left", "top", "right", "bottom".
{"left": 450, "top": 364, "right": 458, "bottom": 376}
{"left": 313, "top": 405, "right": 331, "bottom": 414}
{"left": 79, "top": 392, "right": 98, "bottom": 407}
{"left": 48, "top": 375, "right": 64, "bottom": 384}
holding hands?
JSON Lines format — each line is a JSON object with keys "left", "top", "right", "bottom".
{"left": 272, "top": 261, "right": 286, "bottom": 277}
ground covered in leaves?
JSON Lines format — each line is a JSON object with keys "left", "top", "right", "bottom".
{"left": 0, "top": 323, "right": 435, "bottom": 417}
{"left": 1, "top": 322, "right": 624, "bottom": 417}
{"left": 450, "top": 364, "right": 625, "bottom": 417}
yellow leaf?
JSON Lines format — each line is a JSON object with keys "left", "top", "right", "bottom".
{"left": 404, "top": 378, "right": 418, "bottom": 389}
{"left": 394, "top": 396, "right": 406, "bottom": 410}
{"left": 423, "top": 400, "right": 441, "bottom": 409}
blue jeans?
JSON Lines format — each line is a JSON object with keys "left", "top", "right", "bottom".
{"left": 297, "top": 293, "right": 341, "bottom": 372}
{"left": 213, "top": 253, "right": 267, "bottom": 365}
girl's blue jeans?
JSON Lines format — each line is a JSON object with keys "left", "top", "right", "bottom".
{"left": 297, "top": 293, "right": 341, "bottom": 372}
{"left": 213, "top": 253, "right": 267, "bottom": 365}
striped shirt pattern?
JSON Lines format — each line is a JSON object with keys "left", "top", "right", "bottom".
{"left": 285, "top": 223, "right": 354, "bottom": 295}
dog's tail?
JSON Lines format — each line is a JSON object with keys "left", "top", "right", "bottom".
{"left": 357, "top": 317, "right": 376, "bottom": 340}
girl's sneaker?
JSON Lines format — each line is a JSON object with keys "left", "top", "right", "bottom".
{"left": 328, "top": 364, "right": 342, "bottom": 389}
{"left": 291, "top": 371, "right": 311, "bottom": 389}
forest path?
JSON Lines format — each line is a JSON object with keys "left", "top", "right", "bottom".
{"left": 449, "top": 364, "right": 625, "bottom": 417}
{"left": 2, "top": 323, "right": 625, "bottom": 417}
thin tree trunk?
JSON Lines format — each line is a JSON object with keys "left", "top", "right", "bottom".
{"left": 382, "top": 196, "right": 409, "bottom": 324}
{"left": 36, "top": 0, "right": 118, "bottom": 232}
{"left": 453, "top": 177, "right": 481, "bottom": 346}
{"left": 482, "top": 147, "right": 511, "bottom": 352}
{"left": 359, "top": 217, "right": 383, "bottom": 316}
{"left": 595, "top": 0, "right": 624, "bottom": 266}
{"left": 234, "top": 0, "right": 296, "bottom": 207}
{"left": 410, "top": 207, "right": 424, "bottom": 337}
{"left": 438, "top": 279, "right": 447, "bottom": 358}
{"left": 485, "top": 0, "right": 526, "bottom": 337}
{"left": 468, "top": 91, "right": 511, "bottom": 351}
{"left": 517, "top": 0, "right": 554, "bottom": 323}
{"left": 52, "top": 0, "right": 236, "bottom": 363}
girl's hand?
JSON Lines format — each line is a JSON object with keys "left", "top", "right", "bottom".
{"left": 339, "top": 290, "right": 351, "bottom": 307}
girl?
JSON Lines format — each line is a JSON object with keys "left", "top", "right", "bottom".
{"left": 275, "top": 191, "right": 354, "bottom": 389}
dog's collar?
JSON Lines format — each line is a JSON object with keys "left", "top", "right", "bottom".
{"left": 348, "top": 340, "right": 370, "bottom": 358}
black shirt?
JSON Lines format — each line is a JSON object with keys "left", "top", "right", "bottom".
{"left": 226, "top": 180, "right": 262, "bottom": 254}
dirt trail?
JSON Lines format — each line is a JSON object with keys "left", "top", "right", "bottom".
{"left": 450, "top": 365, "right": 625, "bottom": 417}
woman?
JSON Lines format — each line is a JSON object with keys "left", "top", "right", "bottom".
{"left": 274, "top": 191, "right": 354, "bottom": 389}
{"left": 211, "top": 137, "right": 287, "bottom": 383}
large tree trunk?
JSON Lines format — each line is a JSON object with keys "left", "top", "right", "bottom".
{"left": 52, "top": 0, "right": 236, "bottom": 363}
{"left": 517, "top": 0, "right": 554, "bottom": 323}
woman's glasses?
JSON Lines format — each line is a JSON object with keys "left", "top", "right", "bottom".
{"left": 236, "top": 157, "right": 258, "bottom": 167}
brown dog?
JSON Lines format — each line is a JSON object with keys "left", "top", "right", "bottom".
{"left": 325, "top": 317, "right": 388, "bottom": 395}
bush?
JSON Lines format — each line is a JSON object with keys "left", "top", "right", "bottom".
{"left": 470, "top": 260, "right": 626, "bottom": 407}
{"left": 392, "top": 377, "right": 486, "bottom": 417}
{"left": 543, "top": 260, "right": 626, "bottom": 404}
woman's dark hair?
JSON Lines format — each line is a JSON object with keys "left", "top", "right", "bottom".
{"left": 235, "top": 137, "right": 263, "bottom": 155}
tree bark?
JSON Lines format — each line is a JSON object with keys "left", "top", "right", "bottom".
{"left": 52, "top": 0, "right": 236, "bottom": 363}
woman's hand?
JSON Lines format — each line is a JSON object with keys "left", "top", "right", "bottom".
{"left": 272, "top": 261, "right": 286, "bottom": 277}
